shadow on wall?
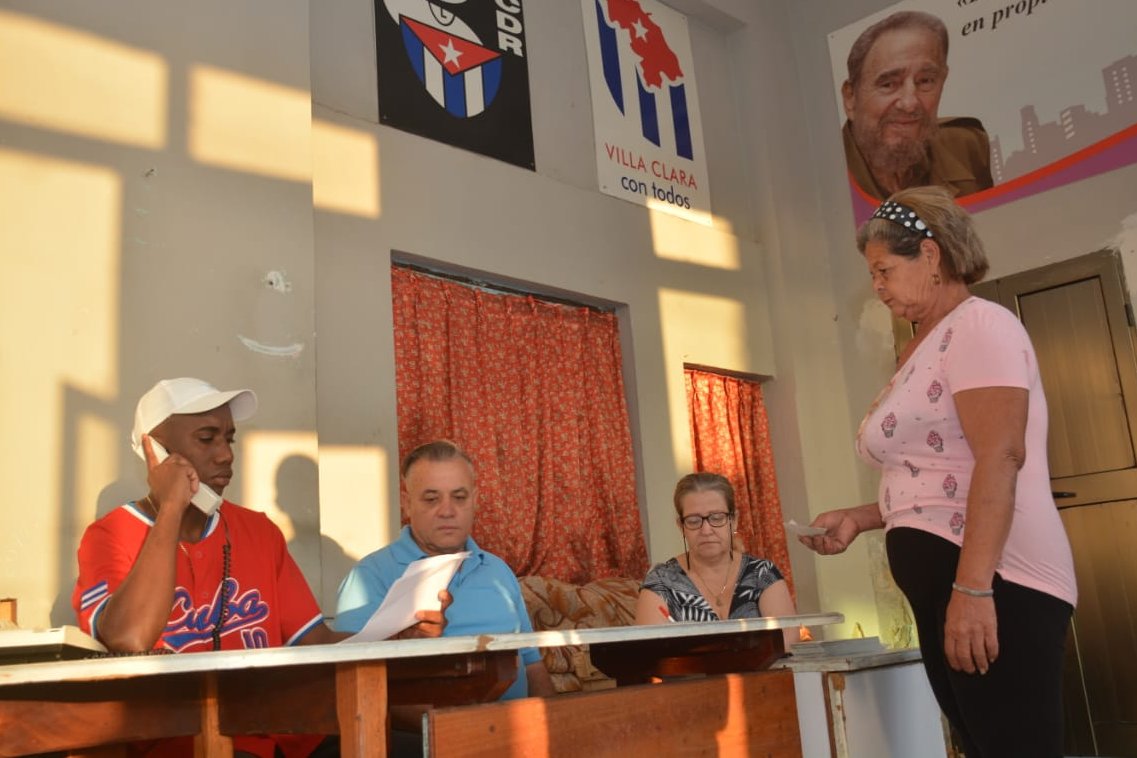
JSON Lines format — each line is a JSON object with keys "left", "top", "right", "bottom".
{"left": 51, "top": 479, "right": 140, "bottom": 627}
{"left": 275, "top": 454, "right": 352, "bottom": 614}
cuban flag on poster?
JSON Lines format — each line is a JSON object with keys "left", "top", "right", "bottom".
{"left": 375, "top": 0, "right": 535, "bottom": 170}
{"left": 581, "top": 0, "right": 712, "bottom": 223}
{"left": 595, "top": 0, "right": 691, "bottom": 158}
{"left": 400, "top": 16, "right": 503, "bottom": 117}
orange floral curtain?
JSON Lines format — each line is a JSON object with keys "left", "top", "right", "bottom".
{"left": 685, "top": 367, "right": 794, "bottom": 595}
{"left": 392, "top": 266, "right": 648, "bottom": 583}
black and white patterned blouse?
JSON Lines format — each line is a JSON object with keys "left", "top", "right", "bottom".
{"left": 641, "top": 554, "right": 785, "bottom": 622}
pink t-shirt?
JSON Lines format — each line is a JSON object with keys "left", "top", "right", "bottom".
{"left": 856, "top": 297, "right": 1077, "bottom": 606}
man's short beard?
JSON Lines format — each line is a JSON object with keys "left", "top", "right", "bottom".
{"left": 854, "top": 118, "right": 939, "bottom": 179}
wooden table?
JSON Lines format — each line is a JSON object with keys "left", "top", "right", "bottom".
{"left": 427, "top": 613, "right": 843, "bottom": 756}
{"left": 0, "top": 613, "right": 840, "bottom": 757}
{"left": 0, "top": 635, "right": 518, "bottom": 757}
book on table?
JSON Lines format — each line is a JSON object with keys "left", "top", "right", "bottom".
{"left": 790, "top": 636, "right": 885, "bottom": 658}
{"left": 0, "top": 625, "right": 107, "bottom": 664}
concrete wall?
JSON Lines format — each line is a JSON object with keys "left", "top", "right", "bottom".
{"left": 0, "top": 0, "right": 322, "bottom": 626}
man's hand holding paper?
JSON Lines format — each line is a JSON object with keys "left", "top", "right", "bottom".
{"left": 334, "top": 442, "right": 555, "bottom": 698}
{"left": 396, "top": 588, "right": 453, "bottom": 639}
{"left": 342, "top": 552, "right": 467, "bottom": 642}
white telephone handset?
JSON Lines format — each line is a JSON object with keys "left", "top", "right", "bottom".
{"left": 147, "top": 438, "right": 223, "bottom": 516}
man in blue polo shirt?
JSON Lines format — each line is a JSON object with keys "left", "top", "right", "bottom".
{"left": 335, "top": 440, "right": 554, "bottom": 699}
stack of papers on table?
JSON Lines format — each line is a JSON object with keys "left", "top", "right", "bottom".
{"left": 0, "top": 626, "right": 107, "bottom": 664}
{"left": 790, "top": 636, "right": 885, "bottom": 658}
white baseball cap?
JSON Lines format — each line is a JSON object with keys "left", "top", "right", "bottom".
{"left": 131, "top": 377, "right": 257, "bottom": 460}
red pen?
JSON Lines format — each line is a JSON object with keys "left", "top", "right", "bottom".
{"left": 659, "top": 605, "right": 676, "bottom": 623}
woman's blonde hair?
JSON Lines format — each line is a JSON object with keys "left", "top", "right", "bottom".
{"left": 856, "top": 185, "right": 990, "bottom": 285}
{"left": 673, "top": 472, "right": 736, "bottom": 517}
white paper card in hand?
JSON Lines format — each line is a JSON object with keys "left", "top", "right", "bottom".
{"left": 785, "top": 519, "right": 827, "bottom": 537}
{"left": 343, "top": 551, "right": 468, "bottom": 643}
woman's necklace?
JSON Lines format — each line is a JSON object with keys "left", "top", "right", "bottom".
{"left": 688, "top": 554, "right": 736, "bottom": 606}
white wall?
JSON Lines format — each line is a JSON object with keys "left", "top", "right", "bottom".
{"left": 0, "top": 0, "right": 322, "bottom": 626}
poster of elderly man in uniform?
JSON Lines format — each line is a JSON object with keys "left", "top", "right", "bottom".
{"left": 829, "top": 0, "right": 1137, "bottom": 222}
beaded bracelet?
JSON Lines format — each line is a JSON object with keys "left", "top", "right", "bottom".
{"left": 952, "top": 581, "right": 994, "bottom": 598}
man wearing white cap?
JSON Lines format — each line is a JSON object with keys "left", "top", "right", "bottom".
{"left": 72, "top": 378, "right": 446, "bottom": 758}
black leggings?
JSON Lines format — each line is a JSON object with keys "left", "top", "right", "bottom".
{"left": 886, "top": 528, "right": 1072, "bottom": 758}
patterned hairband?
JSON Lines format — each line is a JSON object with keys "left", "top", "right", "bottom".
{"left": 871, "top": 200, "right": 934, "bottom": 238}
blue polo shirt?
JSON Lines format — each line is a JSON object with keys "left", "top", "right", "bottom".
{"left": 335, "top": 526, "right": 540, "bottom": 700}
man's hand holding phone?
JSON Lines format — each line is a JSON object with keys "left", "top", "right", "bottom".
{"left": 141, "top": 434, "right": 220, "bottom": 516}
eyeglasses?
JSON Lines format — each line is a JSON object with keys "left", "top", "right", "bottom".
{"left": 680, "top": 512, "right": 731, "bottom": 530}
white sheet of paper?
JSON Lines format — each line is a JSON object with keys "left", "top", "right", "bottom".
{"left": 785, "top": 519, "right": 828, "bottom": 537}
{"left": 342, "top": 551, "right": 469, "bottom": 643}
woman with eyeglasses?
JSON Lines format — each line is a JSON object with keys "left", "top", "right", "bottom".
{"left": 634, "top": 472, "right": 797, "bottom": 640}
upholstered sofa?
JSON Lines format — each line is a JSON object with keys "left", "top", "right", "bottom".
{"left": 519, "top": 575, "right": 640, "bottom": 694}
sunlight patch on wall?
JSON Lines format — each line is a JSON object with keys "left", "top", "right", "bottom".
{"left": 645, "top": 196, "right": 713, "bottom": 227}
{"left": 319, "top": 445, "right": 389, "bottom": 562}
{"left": 0, "top": 10, "right": 166, "bottom": 148}
{"left": 313, "top": 119, "right": 380, "bottom": 218}
{"left": 658, "top": 288, "right": 748, "bottom": 471}
{"left": 658, "top": 289, "right": 748, "bottom": 371}
{"left": 649, "top": 205, "right": 740, "bottom": 270}
{"left": 241, "top": 430, "right": 320, "bottom": 541}
{"left": 0, "top": 147, "right": 121, "bottom": 627}
{"left": 242, "top": 430, "right": 323, "bottom": 601}
{"left": 189, "top": 64, "right": 311, "bottom": 183}
{"left": 76, "top": 414, "right": 119, "bottom": 526}
{"left": 0, "top": 148, "right": 122, "bottom": 399}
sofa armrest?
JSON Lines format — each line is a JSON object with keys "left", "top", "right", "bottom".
{"left": 520, "top": 575, "right": 640, "bottom": 693}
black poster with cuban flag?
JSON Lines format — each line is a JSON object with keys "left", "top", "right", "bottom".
{"left": 375, "top": 0, "right": 535, "bottom": 170}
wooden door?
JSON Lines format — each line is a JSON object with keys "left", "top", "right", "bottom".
{"left": 972, "top": 250, "right": 1137, "bottom": 757}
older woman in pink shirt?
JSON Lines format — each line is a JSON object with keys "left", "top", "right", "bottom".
{"left": 800, "top": 185, "right": 1076, "bottom": 758}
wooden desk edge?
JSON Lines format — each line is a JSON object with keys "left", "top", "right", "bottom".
{"left": 0, "top": 613, "right": 843, "bottom": 687}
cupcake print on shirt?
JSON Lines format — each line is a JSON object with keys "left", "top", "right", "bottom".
{"left": 927, "top": 430, "right": 944, "bottom": 453}
{"left": 939, "top": 328, "right": 954, "bottom": 352}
